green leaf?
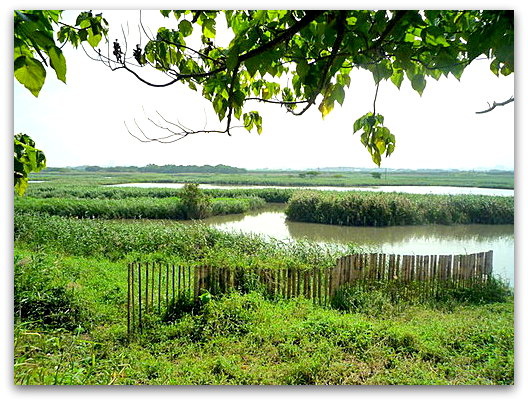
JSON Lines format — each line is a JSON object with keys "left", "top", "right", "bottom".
{"left": 371, "top": 60, "right": 393, "bottom": 84}
{"left": 178, "top": 19, "right": 193, "bottom": 37}
{"left": 226, "top": 51, "right": 239, "bottom": 70}
{"left": 296, "top": 60, "right": 309, "bottom": 80}
{"left": 390, "top": 69, "right": 404, "bottom": 89}
{"left": 14, "top": 56, "right": 46, "bottom": 97}
{"left": 203, "top": 18, "right": 216, "bottom": 39}
{"left": 489, "top": 59, "right": 500, "bottom": 77}
{"left": 255, "top": 114, "right": 263, "bottom": 134}
{"left": 318, "top": 96, "right": 334, "bottom": 118}
{"left": 332, "top": 84, "right": 346, "bottom": 106}
{"left": 14, "top": 178, "right": 29, "bottom": 197}
{"left": 243, "top": 112, "right": 254, "bottom": 131}
{"left": 353, "top": 118, "right": 362, "bottom": 133}
{"left": 86, "top": 28, "right": 102, "bottom": 47}
{"left": 30, "top": 30, "right": 55, "bottom": 50}
{"left": 78, "top": 28, "right": 88, "bottom": 42}
{"left": 501, "top": 63, "right": 513, "bottom": 76}
{"left": 244, "top": 57, "right": 260, "bottom": 78}
{"left": 48, "top": 46, "right": 66, "bottom": 83}
{"left": 233, "top": 90, "right": 245, "bottom": 107}
{"left": 336, "top": 73, "right": 351, "bottom": 88}
{"left": 411, "top": 74, "right": 426, "bottom": 96}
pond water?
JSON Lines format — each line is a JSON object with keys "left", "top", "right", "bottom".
{"left": 180, "top": 204, "right": 515, "bottom": 285}
{"left": 109, "top": 182, "right": 514, "bottom": 197}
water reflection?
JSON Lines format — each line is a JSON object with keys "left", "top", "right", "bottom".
{"left": 134, "top": 203, "right": 514, "bottom": 285}
{"left": 203, "top": 205, "right": 514, "bottom": 284}
{"left": 286, "top": 220, "right": 513, "bottom": 246}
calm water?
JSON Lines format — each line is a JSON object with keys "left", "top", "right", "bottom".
{"left": 180, "top": 204, "right": 514, "bottom": 285}
{"left": 109, "top": 182, "right": 514, "bottom": 197}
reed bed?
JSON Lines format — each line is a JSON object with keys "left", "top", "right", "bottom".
{"left": 14, "top": 212, "right": 357, "bottom": 267}
{"left": 15, "top": 196, "right": 265, "bottom": 220}
{"left": 285, "top": 191, "right": 513, "bottom": 226}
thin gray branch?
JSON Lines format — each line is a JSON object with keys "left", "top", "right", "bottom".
{"left": 475, "top": 96, "right": 514, "bottom": 114}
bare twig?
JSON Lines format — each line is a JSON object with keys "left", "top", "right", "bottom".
{"left": 125, "top": 108, "right": 252, "bottom": 144}
{"left": 373, "top": 81, "right": 380, "bottom": 116}
{"left": 475, "top": 96, "right": 514, "bottom": 114}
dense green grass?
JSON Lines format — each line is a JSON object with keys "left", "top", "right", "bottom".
{"left": 15, "top": 196, "right": 265, "bottom": 219}
{"left": 31, "top": 168, "right": 514, "bottom": 189}
{"left": 286, "top": 191, "right": 514, "bottom": 226}
{"left": 14, "top": 249, "right": 513, "bottom": 385}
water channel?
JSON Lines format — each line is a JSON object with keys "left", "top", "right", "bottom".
{"left": 111, "top": 183, "right": 514, "bottom": 285}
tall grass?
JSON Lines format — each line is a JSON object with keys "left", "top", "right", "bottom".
{"left": 14, "top": 212, "right": 357, "bottom": 267}
{"left": 285, "top": 191, "right": 514, "bottom": 226}
{"left": 15, "top": 196, "right": 265, "bottom": 219}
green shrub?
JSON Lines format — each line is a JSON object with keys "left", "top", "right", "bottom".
{"left": 180, "top": 183, "right": 212, "bottom": 219}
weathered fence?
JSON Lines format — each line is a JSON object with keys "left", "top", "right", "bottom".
{"left": 330, "top": 250, "right": 493, "bottom": 295}
{"left": 127, "top": 251, "right": 493, "bottom": 335}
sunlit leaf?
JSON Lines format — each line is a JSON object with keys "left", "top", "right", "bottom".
{"left": 390, "top": 69, "right": 404, "bottom": 89}
{"left": 203, "top": 18, "right": 216, "bottom": 39}
{"left": 48, "top": 46, "right": 66, "bottom": 83}
{"left": 14, "top": 56, "right": 46, "bottom": 97}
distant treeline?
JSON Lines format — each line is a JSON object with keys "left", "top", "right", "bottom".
{"left": 46, "top": 164, "right": 247, "bottom": 174}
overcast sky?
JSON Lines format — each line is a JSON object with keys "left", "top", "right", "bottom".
{"left": 13, "top": 10, "right": 515, "bottom": 171}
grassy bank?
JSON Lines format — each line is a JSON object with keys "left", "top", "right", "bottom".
{"left": 14, "top": 248, "right": 513, "bottom": 385}
{"left": 286, "top": 191, "right": 514, "bottom": 226}
{"left": 15, "top": 196, "right": 265, "bottom": 220}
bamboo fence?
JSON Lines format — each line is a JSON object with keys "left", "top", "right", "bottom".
{"left": 127, "top": 250, "right": 493, "bottom": 335}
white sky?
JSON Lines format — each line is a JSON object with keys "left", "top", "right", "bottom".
{"left": 13, "top": 9, "right": 515, "bottom": 170}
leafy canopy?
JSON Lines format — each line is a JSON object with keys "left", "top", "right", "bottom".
{"left": 105, "top": 10, "right": 513, "bottom": 166}
{"left": 14, "top": 10, "right": 514, "bottom": 166}
{"left": 14, "top": 10, "right": 108, "bottom": 96}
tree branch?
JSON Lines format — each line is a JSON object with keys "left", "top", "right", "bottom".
{"left": 225, "top": 60, "right": 241, "bottom": 136}
{"left": 475, "top": 96, "right": 514, "bottom": 114}
{"left": 245, "top": 97, "right": 310, "bottom": 105}
{"left": 292, "top": 11, "right": 347, "bottom": 116}
{"left": 238, "top": 11, "right": 324, "bottom": 63}
{"left": 125, "top": 108, "right": 251, "bottom": 144}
